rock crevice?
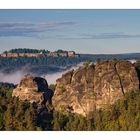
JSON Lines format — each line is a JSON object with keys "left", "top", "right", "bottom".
{"left": 114, "top": 62, "right": 125, "bottom": 96}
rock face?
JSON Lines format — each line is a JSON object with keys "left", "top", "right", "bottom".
{"left": 53, "top": 60, "right": 139, "bottom": 116}
{"left": 12, "top": 75, "right": 53, "bottom": 105}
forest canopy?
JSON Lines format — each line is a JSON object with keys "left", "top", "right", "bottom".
{"left": 4, "top": 48, "right": 50, "bottom": 54}
{"left": 1, "top": 82, "right": 140, "bottom": 131}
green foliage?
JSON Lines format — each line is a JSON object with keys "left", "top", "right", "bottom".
{"left": 52, "top": 90, "right": 140, "bottom": 131}
{"left": 0, "top": 55, "right": 85, "bottom": 73}
{"left": 83, "top": 60, "right": 92, "bottom": 67}
{"left": 48, "top": 84, "right": 56, "bottom": 92}
{"left": 0, "top": 83, "right": 40, "bottom": 130}
{"left": 55, "top": 49, "right": 67, "bottom": 53}
{"left": 59, "top": 85, "right": 66, "bottom": 93}
{"left": 5, "top": 48, "right": 50, "bottom": 54}
{"left": 1, "top": 82, "right": 140, "bottom": 131}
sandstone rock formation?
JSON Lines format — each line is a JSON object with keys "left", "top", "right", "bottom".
{"left": 12, "top": 75, "right": 53, "bottom": 105}
{"left": 53, "top": 60, "right": 139, "bottom": 116}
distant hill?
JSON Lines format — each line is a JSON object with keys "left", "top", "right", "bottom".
{"left": 3, "top": 48, "right": 70, "bottom": 54}
{"left": 0, "top": 48, "right": 140, "bottom": 76}
{"left": 80, "top": 53, "right": 140, "bottom": 61}
{"left": 1, "top": 48, "right": 77, "bottom": 58}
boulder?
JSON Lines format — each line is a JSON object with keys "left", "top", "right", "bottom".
{"left": 12, "top": 74, "right": 53, "bottom": 105}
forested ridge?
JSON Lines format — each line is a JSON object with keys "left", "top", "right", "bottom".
{"left": 0, "top": 55, "right": 84, "bottom": 74}
{"left": 1, "top": 51, "right": 140, "bottom": 74}
{"left": 4, "top": 48, "right": 50, "bottom": 54}
{"left": 4, "top": 48, "right": 69, "bottom": 54}
{"left": 1, "top": 82, "right": 140, "bottom": 131}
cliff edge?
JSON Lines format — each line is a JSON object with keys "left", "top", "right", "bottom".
{"left": 53, "top": 60, "right": 139, "bottom": 116}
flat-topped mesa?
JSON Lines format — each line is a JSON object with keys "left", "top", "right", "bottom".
{"left": 12, "top": 75, "right": 53, "bottom": 105}
{"left": 0, "top": 50, "right": 78, "bottom": 58}
{"left": 53, "top": 60, "right": 139, "bottom": 116}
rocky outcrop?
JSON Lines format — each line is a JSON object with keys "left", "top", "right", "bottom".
{"left": 11, "top": 60, "right": 140, "bottom": 116}
{"left": 12, "top": 75, "right": 53, "bottom": 105}
{"left": 53, "top": 60, "right": 139, "bottom": 116}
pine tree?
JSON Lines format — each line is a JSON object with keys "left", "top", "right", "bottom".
{"left": 3, "top": 104, "right": 14, "bottom": 130}
{"left": 24, "top": 104, "right": 37, "bottom": 130}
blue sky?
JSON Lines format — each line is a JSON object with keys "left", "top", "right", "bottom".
{"left": 0, "top": 10, "right": 140, "bottom": 54}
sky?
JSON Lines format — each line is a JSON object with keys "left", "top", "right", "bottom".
{"left": 0, "top": 10, "right": 140, "bottom": 54}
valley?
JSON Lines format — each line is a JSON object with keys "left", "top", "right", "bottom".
{"left": 1, "top": 49, "right": 140, "bottom": 130}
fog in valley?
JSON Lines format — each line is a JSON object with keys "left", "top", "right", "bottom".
{"left": 0, "top": 60, "right": 135, "bottom": 85}
{"left": 0, "top": 63, "right": 84, "bottom": 85}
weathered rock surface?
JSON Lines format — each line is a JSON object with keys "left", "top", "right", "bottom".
{"left": 12, "top": 75, "right": 53, "bottom": 105}
{"left": 53, "top": 60, "right": 139, "bottom": 116}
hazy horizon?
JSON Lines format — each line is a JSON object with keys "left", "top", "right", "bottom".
{"left": 0, "top": 10, "right": 140, "bottom": 54}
